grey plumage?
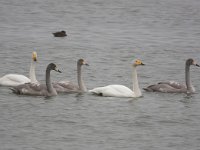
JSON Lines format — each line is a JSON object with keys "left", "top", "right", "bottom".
{"left": 144, "top": 58, "right": 199, "bottom": 93}
{"left": 11, "top": 63, "right": 61, "bottom": 96}
{"left": 53, "top": 59, "right": 88, "bottom": 93}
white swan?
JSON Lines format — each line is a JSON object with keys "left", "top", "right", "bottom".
{"left": 53, "top": 59, "right": 88, "bottom": 93}
{"left": 11, "top": 63, "right": 61, "bottom": 96}
{"left": 89, "top": 59, "right": 145, "bottom": 97}
{"left": 143, "top": 58, "right": 199, "bottom": 93}
{"left": 0, "top": 52, "right": 38, "bottom": 87}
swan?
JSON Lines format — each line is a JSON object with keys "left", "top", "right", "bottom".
{"left": 53, "top": 59, "right": 89, "bottom": 93}
{"left": 11, "top": 63, "right": 61, "bottom": 96}
{"left": 143, "top": 58, "right": 199, "bottom": 93}
{"left": 0, "top": 51, "right": 38, "bottom": 87}
{"left": 89, "top": 59, "right": 145, "bottom": 97}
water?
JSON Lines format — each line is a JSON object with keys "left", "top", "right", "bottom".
{"left": 0, "top": 0, "right": 200, "bottom": 149}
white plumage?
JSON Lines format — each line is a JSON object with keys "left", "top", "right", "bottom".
{"left": 0, "top": 51, "right": 37, "bottom": 87}
{"left": 0, "top": 74, "right": 30, "bottom": 86}
{"left": 89, "top": 85, "right": 135, "bottom": 97}
{"left": 89, "top": 59, "right": 144, "bottom": 98}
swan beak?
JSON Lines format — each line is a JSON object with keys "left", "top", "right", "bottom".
{"left": 83, "top": 61, "right": 89, "bottom": 66}
{"left": 33, "top": 57, "right": 37, "bottom": 62}
{"left": 57, "top": 69, "right": 62, "bottom": 73}
{"left": 192, "top": 60, "right": 200, "bottom": 67}
{"left": 141, "top": 62, "right": 145, "bottom": 65}
{"left": 134, "top": 59, "right": 144, "bottom": 66}
{"left": 195, "top": 64, "right": 200, "bottom": 67}
{"left": 55, "top": 67, "right": 62, "bottom": 73}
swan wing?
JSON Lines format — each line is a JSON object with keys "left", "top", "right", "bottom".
{"left": 144, "top": 82, "right": 186, "bottom": 93}
{"left": 158, "top": 81, "right": 186, "bottom": 89}
{"left": 89, "top": 85, "right": 135, "bottom": 97}
{"left": 0, "top": 74, "right": 30, "bottom": 86}
{"left": 53, "top": 80, "right": 80, "bottom": 93}
{"left": 11, "top": 82, "right": 47, "bottom": 96}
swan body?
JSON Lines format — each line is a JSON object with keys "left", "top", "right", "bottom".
{"left": 54, "top": 59, "right": 88, "bottom": 93}
{"left": 0, "top": 74, "right": 30, "bottom": 86}
{"left": 89, "top": 59, "right": 145, "bottom": 98}
{"left": 144, "top": 81, "right": 187, "bottom": 93}
{"left": 11, "top": 63, "right": 61, "bottom": 96}
{"left": 144, "top": 58, "right": 199, "bottom": 93}
{"left": 0, "top": 51, "right": 38, "bottom": 87}
{"left": 89, "top": 85, "right": 135, "bottom": 97}
{"left": 54, "top": 80, "right": 79, "bottom": 92}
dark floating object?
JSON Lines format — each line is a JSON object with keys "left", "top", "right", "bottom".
{"left": 52, "top": 31, "right": 67, "bottom": 37}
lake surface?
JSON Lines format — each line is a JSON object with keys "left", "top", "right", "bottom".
{"left": 0, "top": 0, "right": 200, "bottom": 149}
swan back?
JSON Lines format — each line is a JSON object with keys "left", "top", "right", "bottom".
{"left": 89, "top": 85, "right": 135, "bottom": 97}
{"left": 0, "top": 74, "right": 30, "bottom": 86}
{"left": 143, "top": 82, "right": 187, "bottom": 93}
{"left": 11, "top": 83, "right": 48, "bottom": 96}
{"left": 53, "top": 81, "right": 80, "bottom": 93}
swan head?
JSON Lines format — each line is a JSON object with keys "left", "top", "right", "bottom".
{"left": 48, "top": 63, "right": 62, "bottom": 73}
{"left": 133, "top": 59, "right": 145, "bottom": 67}
{"left": 78, "top": 59, "right": 89, "bottom": 66}
{"left": 32, "top": 51, "right": 37, "bottom": 62}
{"left": 186, "top": 58, "right": 200, "bottom": 67}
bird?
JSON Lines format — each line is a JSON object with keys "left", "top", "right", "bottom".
{"left": 89, "top": 59, "right": 145, "bottom": 97}
{"left": 11, "top": 63, "right": 61, "bottom": 96}
{"left": 143, "top": 58, "right": 199, "bottom": 93}
{"left": 53, "top": 59, "right": 89, "bottom": 93}
{"left": 0, "top": 51, "right": 38, "bottom": 87}
{"left": 52, "top": 31, "right": 67, "bottom": 37}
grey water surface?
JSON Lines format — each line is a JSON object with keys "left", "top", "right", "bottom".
{"left": 0, "top": 0, "right": 200, "bottom": 150}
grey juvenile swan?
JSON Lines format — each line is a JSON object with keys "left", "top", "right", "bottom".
{"left": 11, "top": 63, "right": 61, "bottom": 96}
{"left": 53, "top": 59, "right": 88, "bottom": 93}
{"left": 144, "top": 58, "right": 199, "bottom": 93}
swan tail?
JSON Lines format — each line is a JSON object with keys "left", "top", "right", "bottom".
{"left": 89, "top": 91, "right": 103, "bottom": 96}
{"left": 89, "top": 88, "right": 103, "bottom": 96}
{"left": 143, "top": 85, "right": 156, "bottom": 92}
{"left": 10, "top": 87, "right": 21, "bottom": 94}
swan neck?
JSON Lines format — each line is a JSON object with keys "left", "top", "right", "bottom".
{"left": 132, "top": 66, "right": 141, "bottom": 96}
{"left": 185, "top": 63, "right": 192, "bottom": 92}
{"left": 29, "top": 60, "right": 37, "bottom": 83}
{"left": 77, "top": 63, "right": 87, "bottom": 92}
{"left": 46, "top": 67, "right": 55, "bottom": 94}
